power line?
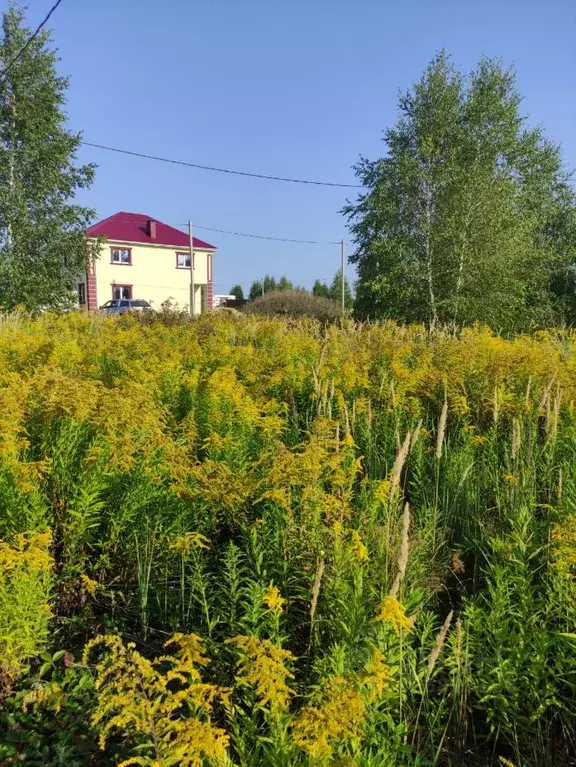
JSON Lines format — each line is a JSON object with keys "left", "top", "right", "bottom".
{"left": 109, "top": 218, "right": 347, "bottom": 247}
{"left": 0, "top": 0, "right": 64, "bottom": 81}
{"left": 81, "top": 141, "right": 365, "bottom": 189}
{"left": 193, "top": 224, "right": 342, "bottom": 246}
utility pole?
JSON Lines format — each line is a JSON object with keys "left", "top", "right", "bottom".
{"left": 341, "top": 239, "right": 346, "bottom": 314}
{"left": 188, "top": 221, "right": 195, "bottom": 318}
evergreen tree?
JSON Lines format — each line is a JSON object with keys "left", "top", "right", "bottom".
{"left": 248, "top": 280, "right": 263, "bottom": 301}
{"left": 277, "top": 275, "right": 293, "bottom": 291}
{"left": 312, "top": 279, "right": 330, "bottom": 299}
{"left": 329, "top": 268, "right": 353, "bottom": 310}
{"left": 263, "top": 275, "right": 277, "bottom": 293}
{"left": 344, "top": 52, "right": 576, "bottom": 329}
{"left": 0, "top": 6, "right": 96, "bottom": 310}
{"left": 230, "top": 284, "right": 244, "bottom": 300}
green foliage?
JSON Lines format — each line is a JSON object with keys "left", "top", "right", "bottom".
{"left": 229, "top": 284, "right": 244, "bottom": 300}
{"left": 329, "top": 268, "right": 354, "bottom": 311}
{"left": 248, "top": 280, "right": 263, "bottom": 301}
{"left": 0, "top": 7, "right": 96, "bottom": 311}
{"left": 0, "top": 531, "right": 53, "bottom": 688}
{"left": 312, "top": 279, "right": 330, "bottom": 299}
{"left": 244, "top": 289, "right": 342, "bottom": 321}
{"left": 249, "top": 276, "right": 295, "bottom": 301}
{"left": 345, "top": 51, "right": 576, "bottom": 330}
{"left": 1, "top": 315, "right": 576, "bottom": 764}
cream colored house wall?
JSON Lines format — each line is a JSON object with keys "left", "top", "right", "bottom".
{"left": 93, "top": 241, "right": 211, "bottom": 314}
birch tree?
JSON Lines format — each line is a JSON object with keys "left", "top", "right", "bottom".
{"left": 345, "top": 52, "right": 576, "bottom": 330}
{"left": 0, "top": 6, "right": 95, "bottom": 310}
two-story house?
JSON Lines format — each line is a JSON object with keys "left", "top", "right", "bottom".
{"left": 81, "top": 211, "right": 217, "bottom": 313}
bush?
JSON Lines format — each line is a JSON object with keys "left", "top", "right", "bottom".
{"left": 244, "top": 289, "right": 342, "bottom": 321}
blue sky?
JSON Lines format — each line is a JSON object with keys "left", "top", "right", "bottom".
{"left": 17, "top": 0, "right": 576, "bottom": 295}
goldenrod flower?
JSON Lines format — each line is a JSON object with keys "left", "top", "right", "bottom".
{"left": 263, "top": 583, "right": 285, "bottom": 616}
{"left": 375, "top": 479, "right": 392, "bottom": 503}
{"left": 374, "top": 596, "right": 412, "bottom": 635}
{"left": 362, "top": 645, "right": 393, "bottom": 702}
{"left": 292, "top": 676, "right": 365, "bottom": 758}
{"left": 350, "top": 530, "right": 369, "bottom": 564}
{"left": 332, "top": 519, "right": 344, "bottom": 536}
{"left": 229, "top": 634, "right": 295, "bottom": 711}
{"left": 503, "top": 473, "right": 519, "bottom": 484}
{"left": 169, "top": 532, "right": 209, "bottom": 556}
{"left": 81, "top": 574, "right": 99, "bottom": 596}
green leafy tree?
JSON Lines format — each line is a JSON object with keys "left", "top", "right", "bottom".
{"left": 329, "top": 268, "right": 353, "bottom": 311}
{"left": 263, "top": 275, "right": 277, "bottom": 293}
{"left": 344, "top": 52, "right": 576, "bottom": 329}
{"left": 312, "top": 279, "right": 330, "bottom": 299}
{"left": 230, "top": 284, "right": 244, "bottom": 300}
{"left": 0, "top": 6, "right": 96, "bottom": 310}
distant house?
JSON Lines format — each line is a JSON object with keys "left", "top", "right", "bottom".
{"left": 81, "top": 212, "right": 217, "bottom": 313}
{"left": 213, "top": 294, "right": 236, "bottom": 308}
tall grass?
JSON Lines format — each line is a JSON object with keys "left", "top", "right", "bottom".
{"left": 0, "top": 312, "right": 575, "bottom": 766}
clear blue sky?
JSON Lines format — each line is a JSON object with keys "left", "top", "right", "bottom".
{"left": 17, "top": 0, "right": 576, "bottom": 295}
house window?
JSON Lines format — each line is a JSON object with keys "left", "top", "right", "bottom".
{"left": 112, "top": 284, "right": 132, "bottom": 300}
{"left": 111, "top": 247, "right": 131, "bottom": 265}
{"left": 176, "top": 252, "right": 192, "bottom": 269}
{"left": 78, "top": 283, "right": 86, "bottom": 305}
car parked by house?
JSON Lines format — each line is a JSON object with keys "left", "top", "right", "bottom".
{"left": 99, "top": 298, "right": 153, "bottom": 315}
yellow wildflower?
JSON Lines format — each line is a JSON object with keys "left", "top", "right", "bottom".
{"left": 81, "top": 574, "right": 99, "bottom": 596}
{"left": 471, "top": 435, "right": 487, "bottom": 446}
{"left": 22, "top": 682, "right": 64, "bottom": 714}
{"left": 332, "top": 519, "right": 344, "bottom": 536}
{"left": 263, "top": 583, "right": 285, "bottom": 616}
{"left": 503, "top": 473, "right": 519, "bottom": 484}
{"left": 375, "top": 479, "right": 392, "bottom": 503}
{"left": 292, "top": 676, "right": 365, "bottom": 759}
{"left": 552, "top": 516, "right": 576, "bottom": 578}
{"left": 169, "top": 532, "right": 210, "bottom": 556}
{"left": 362, "top": 645, "right": 393, "bottom": 702}
{"left": 350, "top": 530, "right": 368, "bottom": 564}
{"left": 374, "top": 596, "right": 412, "bottom": 635}
{"left": 229, "top": 634, "right": 295, "bottom": 711}
{"left": 83, "top": 633, "right": 229, "bottom": 767}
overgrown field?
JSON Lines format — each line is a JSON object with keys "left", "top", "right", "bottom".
{"left": 1, "top": 313, "right": 576, "bottom": 767}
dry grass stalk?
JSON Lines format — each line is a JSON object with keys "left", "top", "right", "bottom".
{"left": 457, "top": 463, "right": 474, "bottom": 493}
{"left": 436, "top": 395, "right": 448, "bottom": 459}
{"left": 524, "top": 375, "right": 532, "bottom": 409}
{"left": 344, "top": 403, "right": 351, "bottom": 440}
{"left": 544, "top": 392, "right": 551, "bottom": 434}
{"left": 558, "top": 467, "right": 563, "bottom": 504}
{"left": 390, "top": 432, "right": 412, "bottom": 498}
{"left": 389, "top": 503, "right": 410, "bottom": 599}
{"left": 426, "top": 610, "right": 454, "bottom": 681}
{"left": 309, "top": 558, "right": 325, "bottom": 627}
{"left": 410, "top": 419, "right": 423, "bottom": 451}
{"left": 551, "top": 385, "right": 561, "bottom": 442}
{"left": 512, "top": 418, "right": 521, "bottom": 457}
{"left": 493, "top": 384, "right": 499, "bottom": 426}
{"left": 539, "top": 374, "right": 556, "bottom": 414}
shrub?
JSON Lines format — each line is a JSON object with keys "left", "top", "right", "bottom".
{"left": 244, "top": 289, "right": 342, "bottom": 321}
{"left": 0, "top": 531, "right": 53, "bottom": 691}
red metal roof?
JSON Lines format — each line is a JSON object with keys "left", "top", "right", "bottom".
{"left": 86, "top": 212, "right": 216, "bottom": 250}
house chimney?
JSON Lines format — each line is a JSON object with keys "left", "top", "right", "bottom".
{"left": 148, "top": 219, "right": 157, "bottom": 239}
